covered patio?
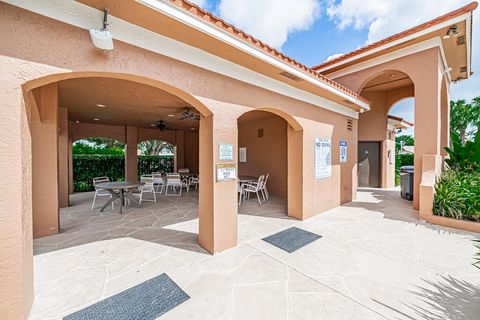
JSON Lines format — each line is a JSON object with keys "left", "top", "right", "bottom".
{"left": 30, "top": 188, "right": 480, "bottom": 319}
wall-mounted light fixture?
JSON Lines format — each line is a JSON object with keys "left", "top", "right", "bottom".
{"left": 89, "top": 9, "right": 114, "bottom": 51}
{"left": 443, "top": 25, "right": 460, "bottom": 39}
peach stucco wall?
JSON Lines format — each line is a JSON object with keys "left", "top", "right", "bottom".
{"left": 334, "top": 48, "right": 446, "bottom": 208}
{"left": 0, "top": 4, "right": 358, "bottom": 318}
{"left": 238, "top": 115, "right": 288, "bottom": 197}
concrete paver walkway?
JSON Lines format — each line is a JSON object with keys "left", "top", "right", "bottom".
{"left": 30, "top": 188, "right": 480, "bottom": 319}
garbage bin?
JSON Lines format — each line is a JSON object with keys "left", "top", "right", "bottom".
{"left": 400, "top": 166, "right": 414, "bottom": 201}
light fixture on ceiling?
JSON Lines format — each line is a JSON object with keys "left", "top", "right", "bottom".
{"left": 89, "top": 8, "right": 114, "bottom": 51}
{"left": 388, "top": 73, "right": 396, "bottom": 78}
{"left": 190, "top": 127, "right": 196, "bottom": 131}
{"left": 168, "top": 114, "right": 175, "bottom": 117}
{"left": 443, "top": 25, "right": 460, "bottom": 39}
{"left": 75, "top": 120, "right": 80, "bottom": 123}
{"left": 150, "top": 123, "right": 156, "bottom": 127}
{"left": 96, "top": 104, "right": 107, "bottom": 108}
{"left": 93, "top": 118, "right": 100, "bottom": 121}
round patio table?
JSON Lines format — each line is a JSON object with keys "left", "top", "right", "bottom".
{"left": 238, "top": 175, "right": 258, "bottom": 183}
{"left": 96, "top": 181, "right": 144, "bottom": 214}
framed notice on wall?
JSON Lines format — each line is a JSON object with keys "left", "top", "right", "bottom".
{"left": 219, "top": 143, "right": 233, "bottom": 161}
{"left": 239, "top": 147, "right": 247, "bottom": 163}
{"left": 339, "top": 140, "right": 347, "bottom": 163}
{"left": 216, "top": 163, "right": 237, "bottom": 181}
{"left": 315, "top": 138, "right": 332, "bottom": 179}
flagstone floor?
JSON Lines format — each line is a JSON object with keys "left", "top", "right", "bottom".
{"left": 30, "top": 188, "right": 480, "bottom": 319}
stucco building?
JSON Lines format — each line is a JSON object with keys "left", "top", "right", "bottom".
{"left": 0, "top": 1, "right": 477, "bottom": 318}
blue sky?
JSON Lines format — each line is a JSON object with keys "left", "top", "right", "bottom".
{"left": 190, "top": 0, "right": 480, "bottom": 137}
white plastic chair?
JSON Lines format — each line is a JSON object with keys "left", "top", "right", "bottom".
{"left": 189, "top": 175, "right": 199, "bottom": 190}
{"left": 237, "top": 182, "right": 245, "bottom": 205}
{"left": 165, "top": 176, "right": 183, "bottom": 196}
{"left": 243, "top": 175, "right": 265, "bottom": 205}
{"left": 152, "top": 172, "right": 165, "bottom": 194}
{"left": 91, "top": 176, "right": 114, "bottom": 210}
{"left": 178, "top": 168, "right": 189, "bottom": 175}
{"left": 262, "top": 172, "right": 270, "bottom": 201}
{"left": 139, "top": 175, "right": 157, "bottom": 205}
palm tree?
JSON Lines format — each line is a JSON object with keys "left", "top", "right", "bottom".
{"left": 450, "top": 99, "right": 480, "bottom": 144}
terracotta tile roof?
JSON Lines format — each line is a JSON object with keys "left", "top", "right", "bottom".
{"left": 312, "top": 2, "right": 478, "bottom": 71}
{"left": 166, "top": 0, "right": 370, "bottom": 106}
{"left": 387, "top": 115, "right": 414, "bottom": 127}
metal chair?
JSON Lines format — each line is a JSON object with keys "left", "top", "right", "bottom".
{"left": 243, "top": 175, "right": 265, "bottom": 205}
{"left": 91, "top": 176, "right": 114, "bottom": 210}
{"left": 139, "top": 175, "right": 157, "bottom": 205}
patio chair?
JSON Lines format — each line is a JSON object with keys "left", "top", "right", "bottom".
{"left": 237, "top": 182, "right": 245, "bottom": 205}
{"left": 139, "top": 175, "right": 157, "bottom": 205}
{"left": 91, "top": 176, "right": 114, "bottom": 210}
{"left": 243, "top": 175, "right": 265, "bottom": 205}
{"left": 178, "top": 168, "right": 189, "bottom": 174}
{"left": 188, "top": 175, "right": 199, "bottom": 190}
{"left": 165, "top": 176, "right": 183, "bottom": 196}
{"left": 152, "top": 172, "right": 165, "bottom": 194}
{"left": 262, "top": 172, "right": 270, "bottom": 201}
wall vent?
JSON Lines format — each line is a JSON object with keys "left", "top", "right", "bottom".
{"left": 257, "top": 128, "right": 264, "bottom": 138}
{"left": 460, "top": 66, "right": 467, "bottom": 73}
{"left": 279, "top": 71, "right": 303, "bottom": 82}
{"left": 347, "top": 119, "right": 353, "bottom": 131}
{"left": 456, "top": 35, "right": 466, "bottom": 46}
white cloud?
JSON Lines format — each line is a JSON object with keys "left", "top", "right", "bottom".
{"left": 188, "top": 0, "right": 209, "bottom": 9}
{"left": 327, "top": 0, "right": 480, "bottom": 101}
{"left": 217, "top": 0, "right": 321, "bottom": 49}
{"left": 325, "top": 53, "right": 345, "bottom": 61}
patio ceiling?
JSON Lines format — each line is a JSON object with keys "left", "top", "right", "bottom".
{"left": 59, "top": 77, "right": 200, "bottom": 130}
{"left": 362, "top": 71, "right": 414, "bottom": 92}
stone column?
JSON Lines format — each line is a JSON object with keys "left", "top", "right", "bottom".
{"left": 198, "top": 114, "right": 238, "bottom": 254}
{"left": 32, "top": 83, "right": 59, "bottom": 238}
{"left": 125, "top": 126, "right": 138, "bottom": 181}
{"left": 58, "top": 107, "right": 69, "bottom": 208}
{"left": 68, "top": 123, "right": 74, "bottom": 195}
{"left": 287, "top": 127, "right": 303, "bottom": 220}
{"left": 0, "top": 80, "right": 34, "bottom": 320}
{"left": 440, "top": 77, "right": 450, "bottom": 156}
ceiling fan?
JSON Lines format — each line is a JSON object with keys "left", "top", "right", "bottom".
{"left": 179, "top": 107, "right": 200, "bottom": 121}
{"left": 155, "top": 120, "right": 175, "bottom": 132}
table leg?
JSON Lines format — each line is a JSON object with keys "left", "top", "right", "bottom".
{"left": 99, "top": 189, "right": 118, "bottom": 212}
{"left": 125, "top": 189, "right": 139, "bottom": 207}
{"left": 119, "top": 189, "right": 124, "bottom": 214}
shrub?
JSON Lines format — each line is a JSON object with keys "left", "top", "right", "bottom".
{"left": 395, "top": 153, "right": 414, "bottom": 185}
{"left": 433, "top": 168, "right": 480, "bottom": 221}
{"left": 73, "top": 155, "right": 174, "bottom": 192}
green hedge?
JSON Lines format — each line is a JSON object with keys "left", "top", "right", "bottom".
{"left": 395, "top": 153, "right": 414, "bottom": 185}
{"left": 73, "top": 155, "right": 174, "bottom": 192}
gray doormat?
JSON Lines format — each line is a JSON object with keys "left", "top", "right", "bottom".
{"left": 262, "top": 227, "right": 321, "bottom": 253}
{"left": 64, "top": 273, "right": 189, "bottom": 320}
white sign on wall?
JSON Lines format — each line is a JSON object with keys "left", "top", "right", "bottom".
{"left": 216, "top": 163, "right": 237, "bottom": 181}
{"left": 339, "top": 140, "right": 347, "bottom": 163}
{"left": 239, "top": 147, "right": 247, "bottom": 163}
{"left": 315, "top": 138, "right": 332, "bottom": 179}
{"left": 219, "top": 143, "right": 233, "bottom": 161}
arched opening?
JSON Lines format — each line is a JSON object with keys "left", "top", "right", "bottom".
{"left": 236, "top": 109, "right": 303, "bottom": 235}
{"left": 357, "top": 70, "right": 415, "bottom": 190}
{"left": 28, "top": 74, "right": 209, "bottom": 254}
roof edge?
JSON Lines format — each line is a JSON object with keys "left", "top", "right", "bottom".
{"left": 157, "top": 0, "right": 370, "bottom": 108}
{"left": 312, "top": 1, "right": 478, "bottom": 72}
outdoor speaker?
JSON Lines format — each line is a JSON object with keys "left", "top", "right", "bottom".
{"left": 89, "top": 29, "right": 114, "bottom": 51}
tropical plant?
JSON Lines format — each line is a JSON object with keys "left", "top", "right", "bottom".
{"left": 73, "top": 141, "right": 124, "bottom": 155}
{"left": 450, "top": 98, "right": 480, "bottom": 144}
{"left": 444, "top": 130, "right": 480, "bottom": 172}
{"left": 137, "top": 140, "right": 174, "bottom": 155}
{"left": 433, "top": 168, "right": 480, "bottom": 221}
{"left": 395, "top": 135, "right": 414, "bottom": 153}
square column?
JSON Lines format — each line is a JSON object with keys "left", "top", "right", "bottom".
{"left": 198, "top": 115, "right": 238, "bottom": 253}
{"left": 413, "top": 69, "right": 442, "bottom": 210}
{"left": 58, "top": 107, "right": 69, "bottom": 208}
{"left": 32, "top": 83, "right": 59, "bottom": 238}
{"left": 125, "top": 126, "right": 138, "bottom": 181}
{"left": 0, "top": 80, "right": 34, "bottom": 319}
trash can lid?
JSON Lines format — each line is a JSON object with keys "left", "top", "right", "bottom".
{"left": 400, "top": 165, "right": 414, "bottom": 173}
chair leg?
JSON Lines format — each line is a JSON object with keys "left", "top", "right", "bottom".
{"left": 153, "top": 190, "right": 157, "bottom": 203}
{"left": 256, "top": 191, "right": 262, "bottom": 205}
{"left": 264, "top": 187, "right": 269, "bottom": 200}
{"left": 91, "top": 192, "right": 97, "bottom": 210}
{"left": 139, "top": 191, "right": 143, "bottom": 206}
